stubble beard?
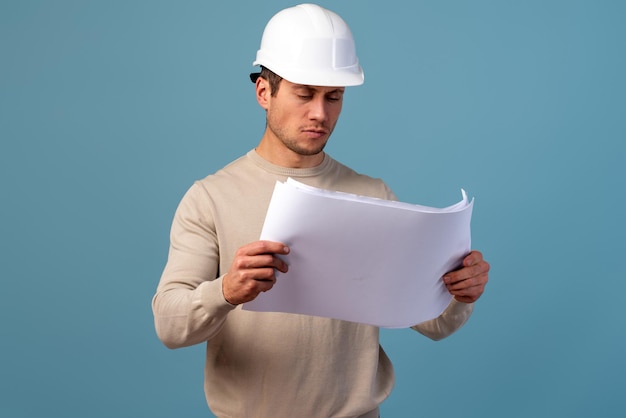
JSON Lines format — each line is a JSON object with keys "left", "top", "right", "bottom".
{"left": 283, "top": 137, "right": 328, "bottom": 156}
{"left": 269, "top": 124, "right": 333, "bottom": 157}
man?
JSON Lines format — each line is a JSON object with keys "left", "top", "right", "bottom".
{"left": 152, "top": 4, "right": 489, "bottom": 417}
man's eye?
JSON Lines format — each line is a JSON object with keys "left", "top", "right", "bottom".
{"left": 298, "top": 95, "right": 312, "bottom": 100}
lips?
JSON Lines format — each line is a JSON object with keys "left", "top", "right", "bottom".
{"left": 302, "top": 127, "right": 328, "bottom": 138}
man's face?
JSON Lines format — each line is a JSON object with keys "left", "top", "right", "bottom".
{"left": 263, "top": 79, "right": 344, "bottom": 158}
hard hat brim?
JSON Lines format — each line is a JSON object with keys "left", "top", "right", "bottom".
{"left": 249, "top": 66, "right": 364, "bottom": 87}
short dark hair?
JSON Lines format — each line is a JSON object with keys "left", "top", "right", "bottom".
{"left": 250, "top": 66, "right": 283, "bottom": 97}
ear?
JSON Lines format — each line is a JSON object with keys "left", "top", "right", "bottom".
{"left": 256, "top": 77, "right": 270, "bottom": 110}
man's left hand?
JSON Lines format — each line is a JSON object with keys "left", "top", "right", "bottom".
{"left": 443, "top": 250, "right": 490, "bottom": 303}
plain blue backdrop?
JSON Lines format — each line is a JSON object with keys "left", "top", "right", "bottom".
{"left": 1, "top": 1, "right": 624, "bottom": 417}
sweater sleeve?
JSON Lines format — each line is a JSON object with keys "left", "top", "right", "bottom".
{"left": 410, "top": 299, "right": 474, "bottom": 341}
{"left": 152, "top": 183, "right": 236, "bottom": 349}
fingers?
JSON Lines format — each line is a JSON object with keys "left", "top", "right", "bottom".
{"left": 462, "top": 250, "right": 483, "bottom": 268}
{"left": 446, "top": 271, "right": 488, "bottom": 301}
{"left": 241, "top": 240, "right": 290, "bottom": 258}
{"left": 225, "top": 267, "right": 277, "bottom": 304}
{"left": 223, "top": 241, "right": 290, "bottom": 305}
{"left": 442, "top": 250, "right": 490, "bottom": 303}
{"left": 232, "top": 252, "right": 288, "bottom": 275}
{"left": 444, "top": 251, "right": 489, "bottom": 283}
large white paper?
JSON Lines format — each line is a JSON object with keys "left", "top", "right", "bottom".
{"left": 243, "top": 178, "right": 474, "bottom": 328}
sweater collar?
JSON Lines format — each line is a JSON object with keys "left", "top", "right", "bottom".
{"left": 247, "top": 149, "right": 334, "bottom": 178}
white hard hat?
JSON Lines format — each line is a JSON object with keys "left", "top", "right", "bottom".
{"left": 251, "top": 3, "right": 364, "bottom": 87}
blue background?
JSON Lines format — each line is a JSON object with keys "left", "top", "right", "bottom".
{"left": 1, "top": 1, "right": 624, "bottom": 417}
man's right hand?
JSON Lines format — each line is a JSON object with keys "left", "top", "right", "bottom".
{"left": 222, "top": 241, "right": 290, "bottom": 305}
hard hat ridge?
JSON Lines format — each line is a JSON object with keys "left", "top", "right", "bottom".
{"left": 251, "top": 3, "right": 364, "bottom": 87}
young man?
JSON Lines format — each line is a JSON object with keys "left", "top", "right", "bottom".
{"left": 153, "top": 4, "right": 489, "bottom": 417}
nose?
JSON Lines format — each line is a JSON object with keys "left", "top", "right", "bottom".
{"left": 307, "top": 96, "right": 327, "bottom": 121}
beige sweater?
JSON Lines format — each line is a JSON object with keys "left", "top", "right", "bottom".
{"left": 153, "top": 150, "right": 473, "bottom": 417}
